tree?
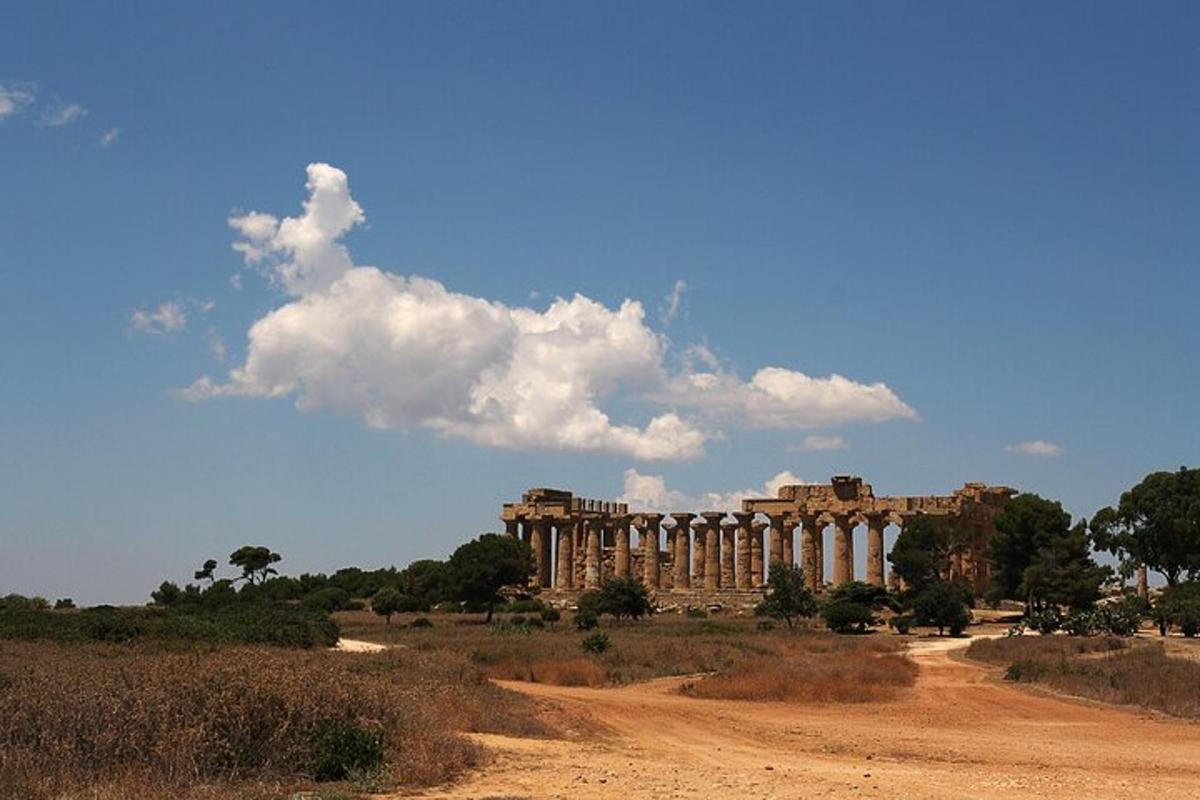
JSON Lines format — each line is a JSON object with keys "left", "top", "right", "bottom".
{"left": 988, "top": 494, "right": 1106, "bottom": 611}
{"left": 371, "top": 587, "right": 403, "bottom": 624}
{"left": 150, "top": 580, "right": 182, "bottom": 606}
{"left": 598, "top": 576, "right": 654, "bottom": 621}
{"left": 229, "top": 546, "right": 282, "bottom": 586}
{"left": 53, "top": 598, "right": 75, "bottom": 610}
{"left": 395, "top": 559, "right": 450, "bottom": 610}
{"left": 446, "top": 533, "right": 533, "bottom": 622}
{"left": 889, "top": 515, "right": 969, "bottom": 594}
{"left": 755, "top": 561, "right": 818, "bottom": 628}
{"left": 822, "top": 600, "right": 876, "bottom": 634}
{"left": 1092, "top": 467, "right": 1200, "bottom": 587}
{"left": 912, "top": 581, "right": 972, "bottom": 636}
{"left": 828, "top": 580, "right": 894, "bottom": 611}
{"left": 1158, "top": 582, "right": 1200, "bottom": 637}
{"left": 1019, "top": 522, "right": 1109, "bottom": 610}
{"left": 194, "top": 558, "right": 219, "bottom": 586}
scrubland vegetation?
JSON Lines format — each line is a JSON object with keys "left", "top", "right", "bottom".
{"left": 0, "top": 641, "right": 543, "bottom": 800}
{"left": 966, "top": 636, "right": 1200, "bottom": 719}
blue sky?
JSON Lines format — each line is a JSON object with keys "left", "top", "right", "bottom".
{"left": 2, "top": 2, "right": 1197, "bottom": 604}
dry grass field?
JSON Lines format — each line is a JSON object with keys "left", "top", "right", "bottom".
{"left": 966, "top": 634, "right": 1200, "bottom": 719}
{"left": 0, "top": 640, "right": 544, "bottom": 800}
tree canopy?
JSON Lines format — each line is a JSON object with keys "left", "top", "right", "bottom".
{"left": 446, "top": 533, "right": 533, "bottom": 622}
{"left": 228, "top": 546, "right": 282, "bottom": 585}
{"left": 755, "top": 561, "right": 818, "bottom": 628}
{"left": 987, "top": 493, "right": 1107, "bottom": 610}
{"left": 1092, "top": 467, "right": 1200, "bottom": 586}
{"left": 888, "top": 515, "right": 968, "bottom": 594}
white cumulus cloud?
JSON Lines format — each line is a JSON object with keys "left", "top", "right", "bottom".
{"left": 131, "top": 302, "right": 187, "bottom": 335}
{"left": 1006, "top": 440, "right": 1063, "bottom": 457}
{"left": 615, "top": 468, "right": 811, "bottom": 513}
{"left": 99, "top": 127, "right": 120, "bottom": 147}
{"left": 182, "top": 163, "right": 917, "bottom": 461}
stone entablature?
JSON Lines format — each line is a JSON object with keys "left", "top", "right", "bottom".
{"left": 500, "top": 476, "right": 1014, "bottom": 596}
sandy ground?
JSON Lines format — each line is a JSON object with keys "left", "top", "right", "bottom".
{"left": 416, "top": 634, "right": 1200, "bottom": 800}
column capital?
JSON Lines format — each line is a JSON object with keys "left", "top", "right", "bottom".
{"left": 638, "top": 512, "right": 665, "bottom": 527}
{"left": 732, "top": 511, "right": 755, "bottom": 526}
{"left": 670, "top": 512, "right": 695, "bottom": 526}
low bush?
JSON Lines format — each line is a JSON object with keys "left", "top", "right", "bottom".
{"left": 506, "top": 598, "right": 546, "bottom": 614}
{"left": 581, "top": 632, "right": 612, "bottom": 654}
{"left": 410, "top": 617, "right": 433, "bottom": 628}
{"left": 888, "top": 614, "right": 914, "bottom": 635}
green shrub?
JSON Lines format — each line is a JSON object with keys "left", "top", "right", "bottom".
{"left": 509, "top": 614, "right": 527, "bottom": 626}
{"left": 822, "top": 601, "right": 876, "bottom": 634}
{"left": 506, "top": 598, "right": 546, "bottom": 614}
{"left": 540, "top": 608, "right": 561, "bottom": 626}
{"left": 1099, "top": 595, "right": 1147, "bottom": 636}
{"left": 310, "top": 722, "right": 384, "bottom": 782}
{"left": 912, "top": 582, "right": 972, "bottom": 636}
{"left": 1062, "top": 609, "right": 1099, "bottom": 637}
{"left": 888, "top": 614, "right": 915, "bottom": 635}
{"left": 303, "top": 587, "right": 354, "bottom": 613}
{"left": 409, "top": 617, "right": 433, "bottom": 628}
{"left": 574, "top": 611, "right": 599, "bottom": 631}
{"left": 53, "top": 598, "right": 74, "bottom": 610}
{"left": 1026, "top": 607, "right": 1062, "bottom": 635}
{"left": 581, "top": 632, "right": 612, "bottom": 654}
{"left": 755, "top": 619, "right": 775, "bottom": 631}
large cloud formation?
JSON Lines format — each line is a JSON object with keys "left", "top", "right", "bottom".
{"left": 182, "top": 164, "right": 916, "bottom": 461}
{"left": 616, "top": 468, "right": 811, "bottom": 512}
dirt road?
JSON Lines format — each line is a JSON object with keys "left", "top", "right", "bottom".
{"left": 420, "top": 636, "right": 1200, "bottom": 799}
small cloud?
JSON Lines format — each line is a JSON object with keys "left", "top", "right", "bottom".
{"left": 194, "top": 298, "right": 216, "bottom": 314}
{"left": 1006, "top": 440, "right": 1063, "bottom": 457}
{"left": 659, "top": 279, "right": 687, "bottom": 325}
{"left": 792, "top": 434, "right": 848, "bottom": 451}
{"left": 130, "top": 302, "right": 187, "bottom": 335}
{"left": 42, "top": 102, "right": 87, "bottom": 127}
{"left": 99, "top": 127, "right": 120, "bottom": 147}
{"left": 0, "top": 83, "right": 35, "bottom": 119}
{"left": 229, "top": 273, "right": 243, "bottom": 290}
{"left": 682, "top": 343, "right": 720, "bottom": 370}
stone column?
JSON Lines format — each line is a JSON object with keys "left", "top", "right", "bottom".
{"left": 641, "top": 514, "right": 663, "bottom": 589}
{"left": 585, "top": 519, "right": 602, "bottom": 589}
{"left": 720, "top": 521, "right": 736, "bottom": 587}
{"left": 751, "top": 520, "right": 766, "bottom": 587}
{"left": 782, "top": 518, "right": 796, "bottom": 566}
{"left": 542, "top": 520, "right": 554, "bottom": 587}
{"left": 768, "top": 515, "right": 785, "bottom": 568}
{"left": 799, "top": 515, "right": 818, "bottom": 590}
{"left": 833, "top": 515, "right": 854, "bottom": 586}
{"left": 671, "top": 513, "right": 693, "bottom": 590}
{"left": 529, "top": 520, "right": 548, "bottom": 588}
{"left": 1137, "top": 563, "right": 1149, "bottom": 600}
{"left": 614, "top": 516, "right": 631, "bottom": 578}
{"left": 814, "top": 520, "right": 825, "bottom": 587}
{"left": 733, "top": 512, "right": 754, "bottom": 589}
{"left": 556, "top": 522, "right": 573, "bottom": 590}
{"left": 691, "top": 520, "right": 706, "bottom": 586}
{"left": 866, "top": 515, "right": 886, "bottom": 587}
{"left": 702, "top": 512, "right": 722, "bottom": 590}
{"left": 573, "top": 520, "right": 586, "bottom": 587}
{"left": 504, "top": 519, "right": 519, "bottom": 538}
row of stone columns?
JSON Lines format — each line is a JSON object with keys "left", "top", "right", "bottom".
{"left": 506, "top": 512, "right": 911, "bottom": 592}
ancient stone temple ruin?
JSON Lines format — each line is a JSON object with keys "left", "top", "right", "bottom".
{"left": 500, "top": 476, "right": 1014, "bottom": 598}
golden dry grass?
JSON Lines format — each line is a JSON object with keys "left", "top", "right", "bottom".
{"left": 967, "top": 636, "right": 1200, "bottom": 719}
{"left": 680, "top": 637, "right": 916, "bottom": 702}
{"left": 0, "top": 641, "right": 545, "bottom": 800}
